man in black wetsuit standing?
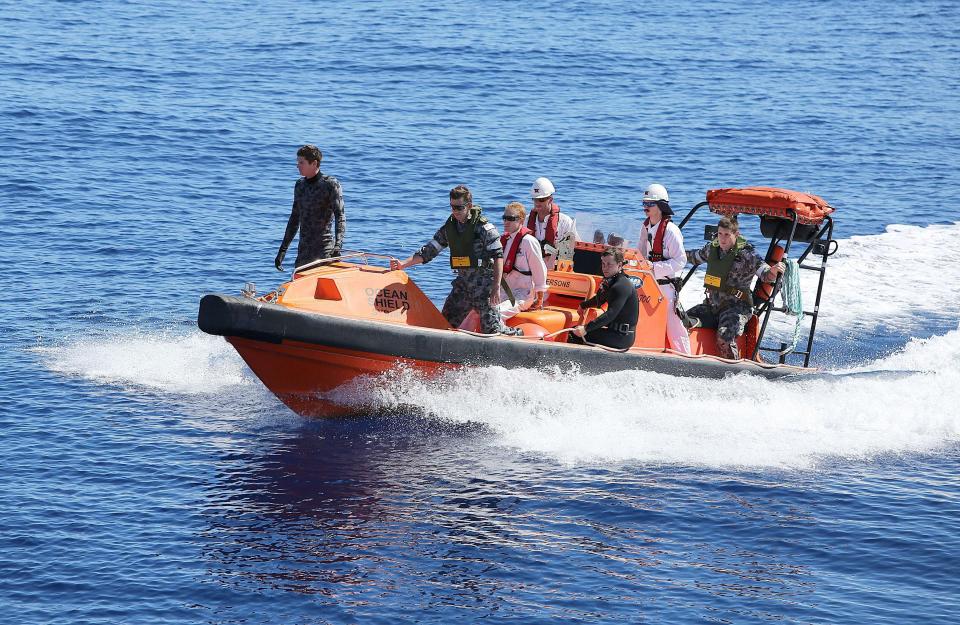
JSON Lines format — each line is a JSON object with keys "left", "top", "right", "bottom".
{"left": 570, "top": 247, "right": 639, "bottom": 350}
{"left": 274, "top": 144, "right": 345, "bottom": 272}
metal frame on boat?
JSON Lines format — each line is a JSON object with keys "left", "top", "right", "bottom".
{"left": 676, "top": 187, "right": 837, "bottom": 367}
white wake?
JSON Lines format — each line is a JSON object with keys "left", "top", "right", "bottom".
{"left": 36, "top": 329, "right": 252, "bottom": 395}
{"left": 349, "top": 327, "right": 960, "bottom": 469}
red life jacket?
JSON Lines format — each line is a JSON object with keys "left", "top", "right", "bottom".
{"left": 644, "top": 217, "right": 671, "bottom": 262}
{"left": 500, "top": 227, "right": 533, "bottom": 274}
{"left": 526, "top": 202, "right": 560, "bottom": 253}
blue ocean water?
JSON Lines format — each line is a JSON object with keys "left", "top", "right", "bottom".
{"left": 2, "top": 1, "right": 960, "bottom": 623}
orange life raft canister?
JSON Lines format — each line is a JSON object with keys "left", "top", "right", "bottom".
{"left": 706, "top": 187, "right": 834, "bottom": 225}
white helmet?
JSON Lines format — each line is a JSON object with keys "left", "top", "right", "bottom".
{"left": 531, "top": 177, "right": 556, "bottom": 199}
{"left": 643, "top": 183, "right": 669, "bottom": 203}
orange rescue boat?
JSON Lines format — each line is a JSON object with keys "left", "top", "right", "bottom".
{"left": 198, "top": 187, "right": 837, "bottom": 417}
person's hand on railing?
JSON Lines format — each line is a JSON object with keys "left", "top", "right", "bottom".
{"left": 764, "top": 261, "right": 786, "bottom": 282}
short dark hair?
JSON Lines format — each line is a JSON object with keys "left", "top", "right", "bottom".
{"left": 450, "top": 184, "right": 472, "bottom": 206}
{"left": 297, "top": 144, "right": 322, "bottom": 163}
{"left": 601, "top": 247, "right": 624, "bottom": 265}
{"left": 718, "top": 215, "right": 739, "bottom": 232}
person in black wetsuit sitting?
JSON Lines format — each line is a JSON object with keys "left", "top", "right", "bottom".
{"left": 569, "top": 247, "right": 639, "bottom": 349}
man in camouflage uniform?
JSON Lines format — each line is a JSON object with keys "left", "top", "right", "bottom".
{"left": 391, "top": 185, "right": 520, "bottom": 335}
{"left": 275, "top": 144, "right": 346, "bottom": 271}
{"left": 685, "top": 215, "right": 784, "bottom": 359}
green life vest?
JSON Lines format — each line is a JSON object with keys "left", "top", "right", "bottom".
{"left": 445, "top": 207, "right": 486, "bottom": 269}
{"left": 704, "top": 235, "right": 752, "bottom": 303}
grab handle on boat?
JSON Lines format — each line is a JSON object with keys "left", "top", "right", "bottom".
{"left": 294, "top": 250, "right": 400, "bottom": 274}
{"left": 509, "top": 326, "right": 575, "bottom": 341}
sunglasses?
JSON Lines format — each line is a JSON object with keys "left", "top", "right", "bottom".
{"left": 642, "top": 200, "right": 658, "bottom": 207}
{"left": 533, "top": 196, "right": 551, "bottom": 203}
{"left": 450, "top": 204, "right": 468, "bottom": 211}
{"left": 502, "top": 214, "right": 520, "bottom": 221}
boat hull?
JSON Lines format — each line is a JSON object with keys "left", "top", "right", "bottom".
{"left": 199, "top": 294, "right": 807, "bottom": 417}
{"left": 225, "top": 336, "right": 452, "bottom": 417}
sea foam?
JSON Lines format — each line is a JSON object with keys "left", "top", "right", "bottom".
{"left": 345, "top": 327, "right": 960, "bottom": 469}
{"left": 36, "top": 329, "right": 252, "bottom": 395}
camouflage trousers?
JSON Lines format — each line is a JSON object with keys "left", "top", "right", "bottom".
{"left": 442, "top": 269, "right": 507, "bottom": 334}
{"left": 687, "top": 301, "right": 753, "bottom": 359}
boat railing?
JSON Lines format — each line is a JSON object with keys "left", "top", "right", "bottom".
{"left": 293, "top": 250, "right": 397, "bottom": 274}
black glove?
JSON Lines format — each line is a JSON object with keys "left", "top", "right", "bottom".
{"left": 331, "top": 248, "right": 341, "bottom": 258}
{"left": 274, "top": 248, "right": 286, "bottom": 271}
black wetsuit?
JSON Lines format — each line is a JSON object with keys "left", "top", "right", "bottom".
{"left": 572, "top": 271, "right": 639, "bottom": 349}
{"left": 278, "top": 171, "right": 346, "bottom": 269}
